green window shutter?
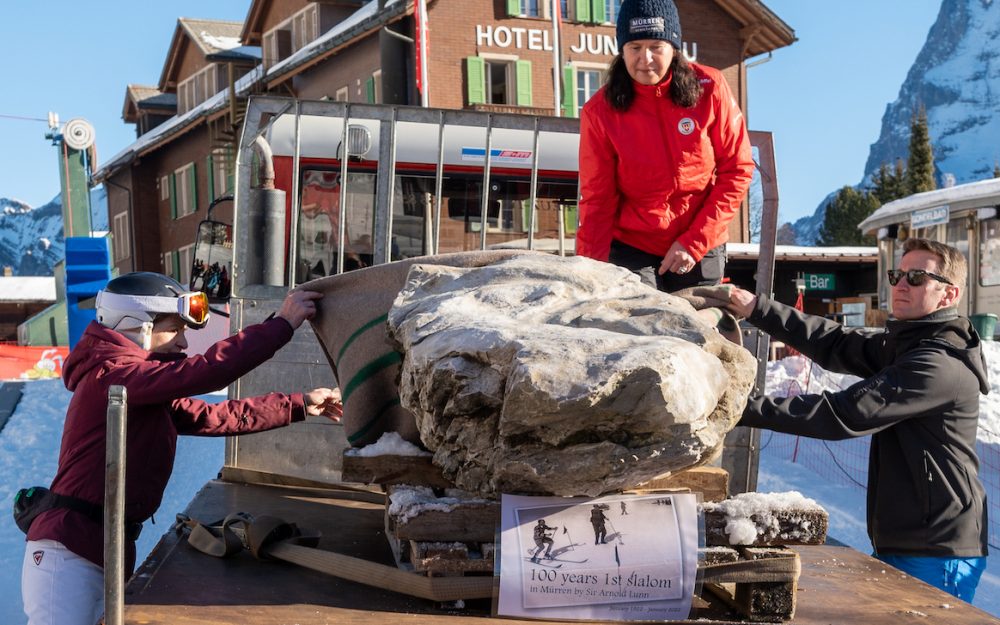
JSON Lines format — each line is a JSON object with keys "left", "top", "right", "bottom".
{"left": 207, "top": 154, "right": 215, "bottom": 201}
{"left": 591, "top": 0, "right": 607, "bottom": 23}
{"left": 562, "top": 65, "right": 576, "bottom": 118}
{"left": 466, "top": 57, "right": 486, "bottom": 105}
{"left": 172, "top": 251, "right": 181, "bottom": 279}
{"left": 365, "top": 77, "right": 375, "bottom": 103}
{"left": 506, "top": 0, "right": 521, "bottom": 16}
{"left": 563, "top": 202, "right": 579, "bottom": 235}
{"left": 515, "top": 60, "right": 532, "bottom": 106}
{"left": 189, "top": 163, "right": 198, "bottom": 213}
{"left": 575, "top": 0, "right": 591, "bottom": 23}
{"left": 226, "top": 146, "right": 235, "bottom": 193}
{"left": 170, "top": 173, "right": 178, "bottom": 219}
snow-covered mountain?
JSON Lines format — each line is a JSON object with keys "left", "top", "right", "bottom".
{"left": 793, "top": 0, "right": 1000, "bottom": 244}
{"left": 0, "top": 187, "right": 108, "bottom": 276}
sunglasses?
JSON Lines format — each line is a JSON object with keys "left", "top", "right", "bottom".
{"left": 886, "top": 269, "right": 953, "bottom": 287}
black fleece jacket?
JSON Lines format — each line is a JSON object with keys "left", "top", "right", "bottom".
{"left": 742, "top": 296, "right": 989, "bottom": 558}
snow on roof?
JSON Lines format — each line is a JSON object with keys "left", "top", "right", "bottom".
{"left": 858, "top": 177, "right": 1000, "bottom": 233}
{"left": 727, "top": 243, "right": 878, "bottom": 260}
{"left": 98, "top": 1, "right": 402, "bottom": 181}
{"left": 94, "top": 65, "right": 262, "bottom": 181}
{"left": 178, "top": 18, "right": 245, "bottom": 55}
{"left": 265, "top": 0, "right": 404, "bottom": 81}
{"left": 0, "top": 277, "right": 56, "bottom": 302}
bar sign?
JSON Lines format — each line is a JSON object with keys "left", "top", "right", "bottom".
{"left": 805, "top": 273, "right": 835, "bottom": 291}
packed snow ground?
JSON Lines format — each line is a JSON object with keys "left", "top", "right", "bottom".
{"left": 2, "top": 342, "right": 1000, "bottom": 622}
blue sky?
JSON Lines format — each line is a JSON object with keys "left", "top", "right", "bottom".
{"left": 1, "top": 1, "right": 941, "bottom": 224}
{"left": 749, "top": 0, "right": 942, "bottom": 222}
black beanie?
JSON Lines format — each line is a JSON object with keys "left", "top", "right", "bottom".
{"left": 616, "top": 0, "right": 682, "bottom": 51}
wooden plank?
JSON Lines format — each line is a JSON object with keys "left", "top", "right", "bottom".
{"left": 342, "top": 453, "right": 453, "bottom": 489}
{"left": 386, "top": 485, "right": 499, "bottom": 543}
{"left": 387, "top": 485, "right": 822, "bottom": 547}
{"left": 391, "top": 501, "right": 499, "bottom": 543}
{"left": 631, "top": 466, "right": 730, "bottom": 501}
{"left": 732, "top": 547, "right": 797, "bottom": 622}
{"left": 704, "top": 506, "right": 828, "bottom": 546}
{"left": 409, "top": 541, "right": 494, "bottom": 575}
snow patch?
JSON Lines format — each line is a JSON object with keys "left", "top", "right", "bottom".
{"left": 344, "top": 431, "right": 430, "bottom": 457}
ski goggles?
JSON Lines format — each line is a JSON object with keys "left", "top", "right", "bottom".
{"left": 96, "top": 290, "right": 210, "bottom": 328}
{"left": 886, "top": 268, "right": 953, "bottom": 287}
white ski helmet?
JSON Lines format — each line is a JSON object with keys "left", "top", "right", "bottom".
{"left": 96, "top": 272, "right": 209, "bottom": 349}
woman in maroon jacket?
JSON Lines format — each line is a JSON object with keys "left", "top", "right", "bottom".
{"left": 20, "top": 272, "right": 343, "bottom": 625}
{"left": 577, "top": 0, "right": 754, "bottom": 292}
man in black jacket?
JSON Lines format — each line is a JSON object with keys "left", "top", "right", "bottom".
{"left": 726, "top": 238, "right": 988, "bottom": 602}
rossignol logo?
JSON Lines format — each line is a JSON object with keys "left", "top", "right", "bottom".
{"left": 629, "top": 17, "right": 665, "bottom": 35}
{"left": 678, "top": 118, "right": 696, "bottom": 135}
{"left": 33, "top": 550, "right": 44, "bottom": 565}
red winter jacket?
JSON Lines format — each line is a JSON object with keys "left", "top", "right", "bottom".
{"left": 577, "top": 62, "right": 754, "bottom": 262}
{"left": 27, "top": 318, "right": 306, "bottom": 571}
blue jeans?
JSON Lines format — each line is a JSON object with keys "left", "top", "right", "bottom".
{"left": 875, "top": 553, "right": 987, "bottom": 602}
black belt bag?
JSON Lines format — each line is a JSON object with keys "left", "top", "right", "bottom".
{"left": 13, "top": 486, "right": 142, "bottom": 540}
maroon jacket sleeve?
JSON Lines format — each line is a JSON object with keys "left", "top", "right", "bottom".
{"left": 577, "top": 97, "right": 620, "bottom": 262}
{"left": 675, "top": 72, "right": 754, "bottom": 260}
{"left": 97, "top": 317, "right": 295, "bottom": 406}
{"left": 170, "top": 392, "right": 307, "bottom": 435}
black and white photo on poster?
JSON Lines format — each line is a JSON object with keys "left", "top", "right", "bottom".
{"left": 498, "top": 493, "right": 698, "bottom": 621}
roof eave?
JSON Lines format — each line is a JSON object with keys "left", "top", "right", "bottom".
{"left": 713, "top": 0, "right": 797, "bottom": 58}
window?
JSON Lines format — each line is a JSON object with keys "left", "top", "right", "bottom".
{"left": 160, "top": 175, "right": 170, "bottom": 201}
{"left": 486, "top": 60, "right": 512, "bottom": 104}
{"left": 172, "top": 163, "right": 197, "bottom": 219}
{"left": 112, "top": 212, "right": 131, "bottom": 262}
{"left": 177, "top": 243, "right": 195, "bottom": 286}
{"left": 209, "top": 149, "right": 231, "bottom": 200}
{"left": 263, "top": 28, "right": 292, "bottom": 68}
{"left": 561, "top": 64, "right": 604, "bottom": 117}
{"left": 467, "top": 57, "right": 533, "bottom": 106}
{"left": 162, "top": 251, "right": 178, "bottom": 280}
{"left": 372, "top": 70, "right": 382, "bottom": 104}
{"left": 335, "top": 86, "right": 349, "bottom": 101}
{"left": 264, "top": 5, "right": 318, "bottom": 68}
{"left": 603, "top": 0, "right": 623, "bottom": 23}
{"left": 176, "top": 65, "right": 219, "bottom": 114}
{"left": 572, "top": 0, "right": 620, "bottom": 23}
{"left": 575, "top": 68, "right": 601, "bottom": 115}
{"left": 980, "top": 217, "right": 1000, "bottom": 286}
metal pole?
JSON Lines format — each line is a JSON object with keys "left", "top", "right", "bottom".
{"left": 104, "top": 385, "right": 127, "bottom": 625}
{"left": 479, "top": 116, "right": 494, "bottom": 251}
{"left": 527, "top": 118, "right": 540, "bottom": 250}
{"left": 418, "top": 0, "right": 430, "bottom": 107}
{"left": 433, "top": 111, "right": 445, "bottom": 254}
{"left": 551, "top": 0, "right": 562, "bottom": 117}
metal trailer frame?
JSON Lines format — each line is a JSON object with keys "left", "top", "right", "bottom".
{"left": 224, "top": 95, "right": 766, "bottom": 494}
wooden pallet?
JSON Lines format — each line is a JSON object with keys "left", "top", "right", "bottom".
{"left": 701, "top": 546, "right": 800, "bottom": 622}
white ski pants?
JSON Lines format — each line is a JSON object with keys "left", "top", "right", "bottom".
{"left": 22, "top": 540, "right": 103, "bottom": 625}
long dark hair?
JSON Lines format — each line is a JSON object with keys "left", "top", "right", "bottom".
{"left": 604, "top": 53, "right": 703, "bottom": 111}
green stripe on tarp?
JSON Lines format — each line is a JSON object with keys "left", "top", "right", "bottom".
{"left": 341, "top": 351, "right": 403, "bottom": 403}
{"left": 337, "top": 314, "right": 389, "bottom": 364}
{"left": 347, "top": 396, "right": 403, "bottom": 444}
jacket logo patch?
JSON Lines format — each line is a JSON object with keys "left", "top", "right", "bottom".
{"left": 33, "top": 550, "right": 44, "bottom": 566}
{"left": 677, "top": 118, "right": 696, "bottom": 135}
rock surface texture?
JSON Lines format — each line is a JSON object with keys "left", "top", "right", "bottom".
{"left": 386, "top": 255, "right": 756, "bottom": 496}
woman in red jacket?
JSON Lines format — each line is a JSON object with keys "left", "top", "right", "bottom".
{"left": 577, "top": 0, "right": 754, "bottom": 292}
{"left": 20, "top": 272, "right": 343, "bottom": 625}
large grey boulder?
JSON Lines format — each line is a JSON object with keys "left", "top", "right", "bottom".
{"left": 387, "top": 254, "right": 756, "bottom": 497}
